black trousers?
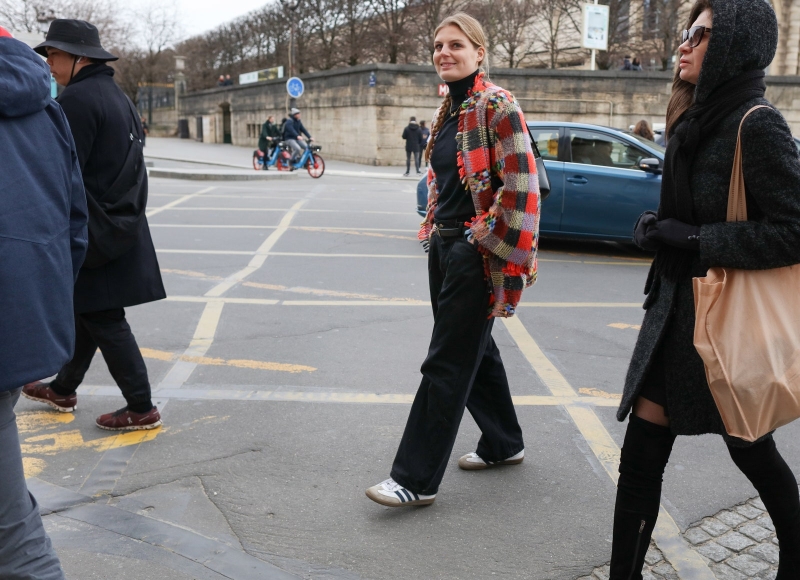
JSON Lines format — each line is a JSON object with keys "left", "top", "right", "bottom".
{"left": 406, "top": 150, "right": 421, "bottom": 173}
{"left": 390, "top": 232, "right": 524, "bottom": 495}
{"left": 51, "top": 309, "right": 153, "bottom": 410}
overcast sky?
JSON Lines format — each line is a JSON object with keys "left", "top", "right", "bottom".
{"left": 174, "top": 0, "right": 267, "bottom": 39}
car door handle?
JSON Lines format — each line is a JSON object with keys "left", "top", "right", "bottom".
{"left": 567, "top": 176, "right": 588, "bottom": 184}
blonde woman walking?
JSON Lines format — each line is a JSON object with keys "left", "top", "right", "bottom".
{"left": 366, "top": 13, "right": 540, "bottom": 507}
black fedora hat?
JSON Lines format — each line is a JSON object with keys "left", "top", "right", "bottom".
{"left": 34, "top": 19, "right": 118, "bottom": 61}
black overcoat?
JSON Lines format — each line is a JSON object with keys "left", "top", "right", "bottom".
{"left": 57, "top": 64, "right": 165, "bottom": 313}
{"left": 402, "top": 123, "right": 423, "bottom": 153}
{"left": 617, "top": 0, "right": 800, "bottom": 437}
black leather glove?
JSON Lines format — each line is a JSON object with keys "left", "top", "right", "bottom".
{"left": 645, "top": 218, "right": 701, "bottom": 250}
{"left": 633, "top": 211, "right": 660, "bottom": 251}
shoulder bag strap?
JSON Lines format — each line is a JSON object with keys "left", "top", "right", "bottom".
{"left": 727, "top": 105, "right": 771, "bottom": 223}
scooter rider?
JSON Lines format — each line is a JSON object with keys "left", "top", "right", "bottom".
{"left": 283, "top": 107, "right": 313, "bottom": 164}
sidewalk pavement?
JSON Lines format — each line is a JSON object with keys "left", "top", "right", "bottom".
{"left": 144, "top": 137, "right": 427, "bottom": 181}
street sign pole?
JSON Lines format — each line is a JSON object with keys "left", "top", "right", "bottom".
{"left": 591, "top": 0, "right": 597, "bottom": 71}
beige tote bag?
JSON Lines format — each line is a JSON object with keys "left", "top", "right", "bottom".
{"left": 693, "top": 105, "right": 800, "bottom": 442}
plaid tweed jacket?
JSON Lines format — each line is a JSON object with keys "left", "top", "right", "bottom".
{"left": 419, "top": 73, "right": 540, "bottom": 318}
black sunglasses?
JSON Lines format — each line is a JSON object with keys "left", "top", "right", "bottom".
{"left": 681, "top": 25, "right": 711, "bottom": 48}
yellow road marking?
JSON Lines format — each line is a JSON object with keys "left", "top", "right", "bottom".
{"left": 269, "top": 252, "right": 424, "bottom": 259}
{"left": 23, "top": 457, "right": 46, "bottom": 478}
{"left": 161, "top": 268, "right": 223, "bottom": 280}
{"left": 151, "top": 224, "right": 421, "bottom": 233}
{"left": 161, "top": 295, "right": 642, "bottom": 308}
{"left": 77, "top": 385, "right": 622, "bottom": 407}
{"left": 242, "top": 282, "right": 425, "bottom": 303}
{"left": 518, "top": 302, "right": 641, "bottom": 308}
{"left": 157, "top": 300, "right": 225, "bottom": 389}
{"left": 146, "top": 186, "right": 215, "bottom": 218}
{"left": 578, "top": 387, "right": 622, "bottom": 400}
{"left": 162, "top": 207, "right": 408, "bottom": 215}
{"left": 21, "top": 427, "right": 162, "bottom": 456}
{"left": 205, "top": 199, "right": 307, "bottom": 297}
{"left": 502, "top": 317, "right": 715, "bottom": 578}
{"left": 17, "top": 411, "right": 75, "bottom": 432}
{"left": 539, "top": 258, "right": 650, "bottom": 267}
{"left": 291, "top": 227, "right": 416, "bottom": 241}
{"left": 141, "top": 347, "right": 316, "bottom": 373}
{"left": 608, "top": 322, "right": 642, "bottom": 330}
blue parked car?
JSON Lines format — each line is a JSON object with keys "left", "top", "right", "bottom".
{"left": 529, "top": 121, "right": 664, "bottom": 242}
{"left": 416, "top": 121, "right": 665, "bottom": 243}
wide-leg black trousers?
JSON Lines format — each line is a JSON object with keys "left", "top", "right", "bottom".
{"left": 390, "top": 232, "right": 524, "bottom": 495}
{"left": 51, "top": 308, "right": 153, "bottom": 410}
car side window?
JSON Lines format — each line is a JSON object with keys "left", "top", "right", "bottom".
{"left": 529, "top": 127, "right": 560, "bottom": 161}
{"left": 569, "top": 129, "right": 649, "bottom": 170}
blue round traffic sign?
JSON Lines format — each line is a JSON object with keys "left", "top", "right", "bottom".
{"left": 286, "top": 77, "right": 304, "bottom": 99}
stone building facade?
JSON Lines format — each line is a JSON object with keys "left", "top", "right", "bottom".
{"left": 169, "top": 63, "right": 800, "bottom": 166}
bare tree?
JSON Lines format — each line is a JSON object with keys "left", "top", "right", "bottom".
{"left": 642, "top": 0, "right": 687, "bottom": 70}
{"left": 111, "top": 1, "right": 180, "bottom": 104}
{"left": 531, "top": 0, "right": 583, "bottom": 69}
{"left": 371, "top": 0, "right": 411, "bottom": 63}
{"left": 594, "top": 0, "right": 647, "bottom": 70}
{"left": 0, "top": 0, "right": 127, "bottom": 45}
{"left": 494, "top": 0, "right": 537, "bottom": 68}
{"left": 412, "top": 0, "right": 466, "bottom": 58}
{"left": 341, "top": 0, "right": 372, "bottom": 65}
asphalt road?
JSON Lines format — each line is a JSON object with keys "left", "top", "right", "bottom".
{"left": 18, "top": 169, "right": 800, "bottom": 579}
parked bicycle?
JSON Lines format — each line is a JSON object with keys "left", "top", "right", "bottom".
{"left": 252, "top": 141, "right": 325, "bottom": 178}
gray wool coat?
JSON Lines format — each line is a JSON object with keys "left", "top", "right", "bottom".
{"left": 617, "top": 0, "right": 800, "bottom": 437}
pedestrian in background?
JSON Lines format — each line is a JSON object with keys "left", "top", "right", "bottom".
{"left": 618, "top": 0, "right": 800, "bottom": 575}
{"left": 140, "top": 116, "right": 149, "bottom": 146}
{"left": 620, "top": 55, "right": 633, "bottom": 70}
{"left": 632, "top": 57, "right": 643, "bottom": 71}
{"left": 217, "top": 74, "right": 225, "bottom": 86}
{"left": 24, "top": 19, "right": 166, "bottom": 431}
{"left": 367, "top": 12, "right": 540, "bottom": 508}
{"left": 419, "top": 119, "right": 430, "bottom": 166}
{"left": 224, "top": 74, "right": 233, "bottom": 86}
{"left": 0, "top": 28, "right": 87, "bottom": 579}
{"left": 401, "top": 116, "right": 423, "bottom": 176}
{"left": 258, "top": 114, "right": 280, "bottom": 167}
{"left": 632, "top": 119, "right": 654, "bottom": 141}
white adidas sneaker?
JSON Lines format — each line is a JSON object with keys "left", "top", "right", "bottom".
{"left": 365, "top": 478, "right": 436, "bottom": 507}
{"left": 457, "top": 449, "right": 525, "bottom": 471}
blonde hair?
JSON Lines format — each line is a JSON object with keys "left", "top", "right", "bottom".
{"left": 425, "top": 12, "right": 489, "bottom": 162}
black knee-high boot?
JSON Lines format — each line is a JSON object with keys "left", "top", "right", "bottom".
{"left": 727, "top": 435, "right": 800, "bottom": 578}
{"left": 610, "top": 415, "right": 676, "bottom": 580}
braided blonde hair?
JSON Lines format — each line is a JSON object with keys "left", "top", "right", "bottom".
{"left": 425, "top": 13, "right": 489, "bottom": 163}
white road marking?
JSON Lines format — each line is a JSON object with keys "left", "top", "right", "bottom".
{"left": 146, "top": 186, "right": 215, "bottom": 218}
{"left": 502, "top": 317, "right": 715, "bottom": 578}
{"left": 204, "top": 199, "right": 308, "bottom": 297}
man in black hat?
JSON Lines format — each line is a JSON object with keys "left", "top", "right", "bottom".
{"left": 23, "top": 19, "right": 167, "bottom": 431}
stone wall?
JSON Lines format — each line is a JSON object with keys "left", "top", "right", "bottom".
{"left": 176, "top": 63, "right": 800, "bottom": 166}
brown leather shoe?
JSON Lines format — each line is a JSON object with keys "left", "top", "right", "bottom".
{"left": 96, "top": 406, "right": 162, "bottom": 431}
{"left": 21, "top": 382, "right": 77, "bottom": 412}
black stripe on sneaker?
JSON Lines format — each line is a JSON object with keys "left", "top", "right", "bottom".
{"left": 412, "top": 491, "right": 420, "bottom": 501}
{"left": 401, "top": 489, "right": 413, "bottom": 502}
{"left": 394, "top": 491, "right": 406, "bottom": 502}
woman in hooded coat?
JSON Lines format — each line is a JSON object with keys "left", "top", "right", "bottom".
{"left": 613, "top": 0, "right": 800, "bottom": 576}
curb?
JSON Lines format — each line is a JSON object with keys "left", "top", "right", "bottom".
{"left": 143, "top": 153, "right": 422, "bottom": 182}
{"left": 147, "top": 168, "right": 297, "bottom": 181}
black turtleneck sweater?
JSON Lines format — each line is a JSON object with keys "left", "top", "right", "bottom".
{"left": 431, "top": 70, "right": 479, "bottom": 224}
